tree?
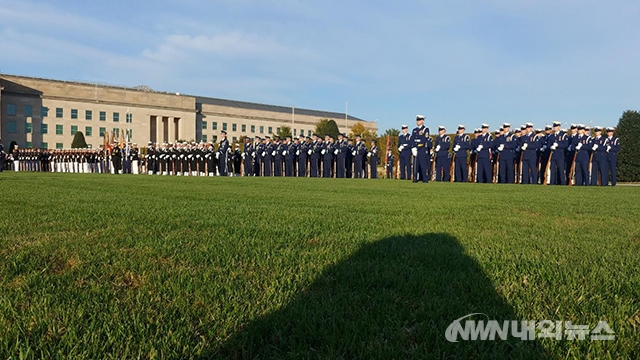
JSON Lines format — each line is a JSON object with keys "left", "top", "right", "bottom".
{"left": 616, "top": 110, "right": 640, "bottom": 182}
{"left": 349, "top": 122, "right": 377, "bottom": 145}
{"left": 71, "top": 131, "right": 88, "bottom": 148}
{"left": 382, "top": 128, "right": 400, "bottom": 137}
{"left": 277, "top": 126, "right": 292, "bottom": 139}
{"left": 315, "top": 119, "right": 340, "bottom": 139}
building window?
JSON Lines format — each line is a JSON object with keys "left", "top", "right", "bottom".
{"left": 41, "top": 107, "right": 49, "bottom": 118}
{"left": 56, "top": 143, "right": 63, "bottom": 149}
{"left": 126, "top": 113, "right": 132, "bottom": 123}
{"left": 232, "top": 123, "right": 237, "bottom": 132}
{"left": 242, "top": 124, "right": 246, "bottom": 132}
{"left": 99, "top": 127, "right": 106, "bottom": 137}
{"left": 26, "top": 123, "right": 32, "bottom": 134}
{"left": 86, "top": 110, "right": 92, "bottom": 120}
{"left": 232, "top": 136, "right": 237, "bottom": 142}
{"left": 100, "top": 111, "right": 106, "bottom": 121}
{"left": 202, "top": 134, "right": 208, "bottom": 143}
{"left": 7, "top": 121, "right": 17, "bottom": 133}
{"left": 212, "top": 122, "right": 218, "bottom": 130}
{"left": 202, "top": 121, "right": 207, "bottom": 130}
{"left": 113, "top": 128, "right": 120, "bottom": 136}
{"left": 7, "top": 104, "right": 17, "bottom": 116}
{"left": 212, "top": 135, "right": 218, "bottom": 143}
{"left": 86, "top": 126, "right": 92, "bottom": 137}
{"left": 222, "top": 123, "right": 227, "bottom": 131}
{"left": 24, "top": 105, "right": 33, "bottom": 117}
{"left": 41, "top": 123, "right": 48, "bottom": 134}
{"left": 260, "top": 126, "right": 264, "bottom": 134}
{"left": 71, "top": 109, "right": 78, "bottom": 119}
{"left": 26, "top": 141, "right": 32, "bottom": 148}
{"left": 42, "top": 142, "right": 48, "bottom": 149}
{"left": 276, "top": 127, "right": 280, "bottom": 135}
{"left": 71, "top": 125, "right": 78, "bottom": 135}
{"left": 308, "top": 130, "right": 312, "bottom": 136}
{"left": 125, "top": 129, "right": 132, "bottom": 140}
{"left": 56, "top": 124, "right": 63, "bottom": 135}
{"left": 294, "top": 129, "right": 297, "bottom": 136}
{"left": 251, "top": 125, "right": 255, "bottom": 133}
{"left": 268, "top": 126, "right": 273, "bottom": 134}
{"left": 56, "top": 108, "right": 63, "bottom": 118}
{"left": 113, "top": 112, "right": 119, "bottom": 122}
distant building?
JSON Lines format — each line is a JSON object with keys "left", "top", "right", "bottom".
{"left": 0, "top": 74, "right": 376, "bottom": 149}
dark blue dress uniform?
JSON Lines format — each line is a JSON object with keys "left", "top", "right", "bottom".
{"left": 397, "top": 129, "right": 412, "bottom": 180}
{"left": 538, "top": 127, "right": 552, "bottom": 184}
{"left": 335, "top": 137, "right": 348, "bottom": 178}
{"left": 434, "top": 131, "right": 450, "bottom": 181}
{"left": 353, "top": 139, "right": 367, "bottom": 178}
{"left": 298, "top": 138, "right": 308, "bottom": 177}
{"left": 285, "top": 141, "right": 296, "bottom": 177}
{"left": 547, "top": 127, "right": 569, "bottom": 185}
{"left": 410, "top": 121, "right": 430, "bottom": 182}
{"left": 591, "top": 132, "right": 608, "bottom": 186}
{"left": 386, "top": 152, "right": 394, "bottom": 179}
{"left": 452, "top": 130, "right": 470, "bottom": 182}
{"left": 310, "top": 139, "right": 321, "bottom": 177}
{"left": 520, "top": 129, "right": 540, "bottom": 184}
{"left": 475, "top": 129, "right": 493, "bottom": 183}
{"left": 496, "top": 130, "right": 517, "bottom": 184}
{"left": 605, "top": 132, "right": 620, "bottom": 186}
{"left": 273, "top": 140, "right": 284, "bottom": 177}
{"left": 243, "top": 141, "right": 254, "bottom": 176}
{"left": 218, "top": 136, "right": 230, "bottom": 176}
{"left": 263, "top": 139, "right": 274, "bottom": 176}
{"left": 566, "top": 125, "right": 579, "bottom": 182}
{"left": 254, "top": 139, "right": 264, "bottom": 176}
{"left": 368, "top": 142, "right": 379, "bottom": 179}
{"left": 322, "top": 140, "right": 334, "bottom": 178}
{"left": 345, "top": 141, "right": 354, "bottom": 178}
{"left": 574, "top": 131, "right": 591, "bottom": 186}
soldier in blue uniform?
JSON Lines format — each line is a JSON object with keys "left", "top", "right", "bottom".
{"left": 322, "top": 134, "right": 334, "bottom": 178}
{"left": 262, "top": 136, "right": 273, "bottom": 176}
{"left": 297, "top": 135, "right": 308, "bottom": 177}
{"left": 496, "top": 123, "right": 517, "bottom": 183}
{"left": 520, "top": 123, "right": 539, "bottom": 184}
{"left": 566, "top": 124, "right": 579, "bottom": 184}
{"left": 385, "top": 149, "right": 394, "bottom": 179}
{"left": 346, "top": 138, "right": 354, "bottom": 178}
{"left": 574, "top": 125, "right": 591, "bottom": 186}
{"left": 434, "top": 126, "right": 451, "bottom": 181}
{"left": 546, "top": 121, "right": 569, "bottom": 185}
{"left": 335, "top": 133, "right": 347, "bottom": 178}
{"left": 309, "top": 134, "right": 320, "bottom": 177}
{"left": 410, "top": 115, "right": 430, "bottom": 182}
{"left": 217, "top": 131, "right": 230, "bottom": 176}
{"left": 253, "top": 136, "right": 263, "bottom": 176}
{"left": 243, "top": 137, "right": 253, "bottom": 176}
{"left": 452, "top": 125, "right": 470, "bottom": 182}
{"left": 538, "top": 125, "right": 552, "bottom": 184}
{"left": 590, "top": 127, "right": 608, "bottom": 186}
{"left": 272, "top": 136, "right": 283, "bottom": 177}
{"left": 605, "top": 127, "right": 620, "bottom": 186}
{"left": 368, "top": 139, "right": 379, "bottom": 179}
{"left": 283, "top": 136, "right": 295, "bottom": 177}
{"left": 397, "top": 125, "right": 412, "bottom": 180}
{"left": 475, "top": 124, "right": 493, "bottom": 183}
{"left": 353, "top": 135, "right": 366, "bottom": 178}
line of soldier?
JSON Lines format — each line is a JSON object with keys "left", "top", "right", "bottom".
{"left": 394, "top": 115, "right": 620, "bottom": 186}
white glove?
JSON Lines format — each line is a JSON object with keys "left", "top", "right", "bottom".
{"left": 606, "top": 145, "right": 611, "bottom": 152}
{"left": 398, "top": 146, "right": 403, "bottom": 152}
{"left": 188, "top": 155, "right": 193, "bottom": 159}
{"left": 262, "top": 151, "right": 266, "bottom": 157}
{"left": 367, "top": 152, "right": 371, "bottom": 157}
{"left": 498, "top": 144, "right": 504, "bottom": 151}
{"left": 411, "top": 148, "right": 418, "bottom": 157}
{"left": 352, "top": 151, "right": 356, "bottom": 156}
{"left": 308, "top": 150, "right": 312, "bottom": 155}
{"left": 567, "top": 145, "right": 572, "bottom": 152}
{"left": 453, "top": 145, "right": 460, "bottom": 152}
{"left": 321, "top": 149, "right": 326, "bottom": 155}
{"left": 435, "top": 145, "right": 440, "bottom": 152}
{"left": 296, "top": 150, "right": 300, "bottom": 156}
{"left": 551, "top": 144, "right": 557, "bottom": 151}
{"left": 576, "top": 143, "right": 582, "bottom": 150}
{"left": 241, "top": 153, "right": 245, "bottom": 158}
{"left": 522, "top": 143, "right": 528, "bottom": 150}
{"left": 476, "top": 145, "right": 483, "bottom": 152}
{"left": 272, "top": 151, "right": 276, "bottom": 156}
{"left": 282, "top": 151, "right": 287, "bottom": 156}
{"left": 553, "top": 142, "right": 558, "bottom": 148}
{"left": 334, "top": 149, "right": 339, "bottom": 155}
{"left": 592, "top": 144, "right": 598, "bottom": 151}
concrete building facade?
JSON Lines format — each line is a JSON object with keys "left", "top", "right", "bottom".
{"left": 0, "top": 74, "right": 377, "bottom": 149}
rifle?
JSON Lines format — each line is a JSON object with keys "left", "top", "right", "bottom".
{"left": 568, "top": 152, "right": 577, "bottom": 186}
{"left": 430, "top": 152, "right": 436, "bottom": 181}
{"left": 544, "top": 151, "right": 553, "bottom": 186}
{"left": 449, "top": 153, "right": 456, "bottom": 182}
{"left": 493, "top": 153, "right": 500, "bottom": 184}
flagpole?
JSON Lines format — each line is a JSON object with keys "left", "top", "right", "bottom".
{"left": 345, "top": 99, "right": 348, "bottom": 133}
{"left": 292, "top": 105, "right": 295, "bottom": 136}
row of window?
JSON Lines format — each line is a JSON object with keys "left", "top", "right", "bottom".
{"left": 5, "top": 121, "right": 125, "bottom": 138}
{"left": 21, "top": 142, "right": 91, "bottom": 149}
{"left": 201, "top": 121, "right": 311, "bottom": 137}
{"left": 6, "top": 104, "right": 132, "bottom": 123}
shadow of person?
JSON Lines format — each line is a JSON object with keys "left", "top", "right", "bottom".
{"left": 208, "top": 233, "right": 551, "bottom": 359}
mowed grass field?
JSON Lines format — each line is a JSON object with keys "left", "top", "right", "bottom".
{"left": 0, "top": 173, "right": 638, "bottom": 359}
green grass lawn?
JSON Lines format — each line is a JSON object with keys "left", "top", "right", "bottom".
{"left": 0, "top": 173, "right": 638, "bottom": 359}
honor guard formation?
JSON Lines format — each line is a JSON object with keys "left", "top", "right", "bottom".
{"left": 0, "top": 116, "right": 620, "bottom": 186}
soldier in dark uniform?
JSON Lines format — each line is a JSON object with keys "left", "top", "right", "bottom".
{"left": 538, "top": 125, "right": 552, "bottom": 184}
{"left": 334, "top": 133, "right": 347, "bottom": 178}
{"left": 284, "top": 136, "right": 295, "bottom": 177}
{"left": 496, "top": 123, "right": 517, "bottom": 183}
{"left": 273, "top": 136, "right": 284, "bottom": 177}
{"left": 566, "top": 124, "right": 579, "bottom": 184}
{"left": 346, "top": 138, "right": 354, "bottom": 178}
{"left": 434, "top": 126, "right": 451, "bottom": 181}
{"left": 353, "top": 135, "right": 366, "bottom": 179}
{"left": 232, "top": 144, "right": 242, "bottom": 176}
{"left": 218, "top": 131, "right": 230, "bottom": 176}
{"left": 322, "top": 134, "right": 334, "bottom": 178}
{"left": 368, "top": 139, "right": 379, "bottom": 179}
{"left": 262, "top": 136, "right": 273, "bottom": 176}
{"left": 180, "top": 143, "right": 189, "bottom": 176}
{"left": 112, "top": 144, "right": 122, "bottom": 174}
{"left": 591, "top": 127, "right": 608, "bottom": 186}
{"left": 253, "top": 136, "right": 263, "bottom": 176}
{"left": 397, "top": 125, "right": 411, "bottom": 179}
{"left": 605, "top": 127, "right": 620, "bottom": 186}
{"left": 520, "top": 123, "right": 540, "bottom": 184}
{"left": 297, "top": 135, "right": 308, "bottom": 177}
{"left": 309, "top": 134, "right": 321, "bottom": 177}
{"left": 385, "top": 149, "right": 394, "bottom": 179}
{"left": 410, "top": 115, "right": 429, "bottom": 182}
{"left": 146, "top": 142, "right": 155, "bottom": 175}
{"left": 452, "top": 125, "right": 470, "bottom": 182}
{"left": 574, "top": 125, "right": 591, "bottom": 186}
{"left": 243, "top": 137, "right": 254, "bottom": 176}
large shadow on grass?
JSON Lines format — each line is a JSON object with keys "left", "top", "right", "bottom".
{"left": 205, "top": 234, "right": 551, "bottom": 359}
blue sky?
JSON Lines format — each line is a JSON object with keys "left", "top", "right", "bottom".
{"left": 1, "top": 0, "right": 638, "bottom": 132}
